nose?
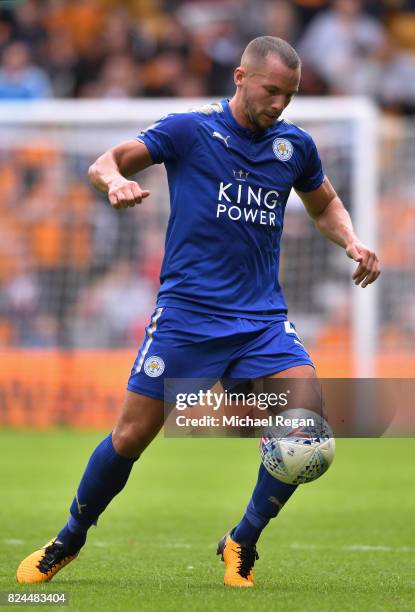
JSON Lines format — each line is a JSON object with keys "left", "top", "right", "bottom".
{"left": 271, "top": 95, "right": 286, "bottom": 114}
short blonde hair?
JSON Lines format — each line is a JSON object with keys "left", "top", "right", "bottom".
{"left": 241, "top": 36, "right": 301, "bottom": 70}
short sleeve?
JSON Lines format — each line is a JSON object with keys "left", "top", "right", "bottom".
{"left": 136, "top": 112, "right": 198, "bottom": 164}
{"left": 293, "top": 133, "right": 324, "bottom": 192}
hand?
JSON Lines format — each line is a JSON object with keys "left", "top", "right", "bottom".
{"left": 107, "top": 178, "right": 150, "bottom": 209}
{"left": 346, "top": 241, "right": 381, "bottom": 288}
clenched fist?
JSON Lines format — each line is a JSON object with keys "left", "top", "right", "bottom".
{"left": 107, "top": 178, "right": 150, "bottom": 209}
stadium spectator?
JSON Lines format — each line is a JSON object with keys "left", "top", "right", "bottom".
{"left": 2, "top": 259, "right": 41, "bottom": 346}
{"left": 387, "top": 0, "right": 415, "bottom": 54}
{"left": 291, "top": 0, "right": 329, "bottom": 29}
{"left": 141, "top": 52, "right": 188, "bottom": 97}
{"left": 0, "top": 12, "right": 13, "bottom": 55}
{"left": 297, "top": 0, "right": 386, "bottom": 95}
{"left": 69, "top": 260, "right": 156, "bottom": 347}
{"left": 44, "top": 31, "right": 78, "bottom": 98}
{"left": 369, "top": 38, "right": 415, "bottom": 115}
{"left": 42, "top": 0, "right": 107, "bottom": 56}
{"left": 0, "top": 41, "right": 52, "bottom": 99}
{"left": 95, "top": 53, "right": 142, "bottom": 98}
{"left": 100, "top": 7, "right": 155, "bottom": 60}
{"left": 12, "top": 0, "right": 47, "bottom": 62}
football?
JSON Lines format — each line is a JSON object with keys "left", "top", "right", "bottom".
{"left": 260, "top": 409, "right": 335, "bottom": 485}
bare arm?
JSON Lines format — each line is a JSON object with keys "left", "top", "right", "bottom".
{"left": 88, "top": 139, "right": 153, "bottom": 209}
{"left": 296, "top": 176, "right": 381, "bottom": 287}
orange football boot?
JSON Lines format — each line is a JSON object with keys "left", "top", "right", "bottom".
{"left": 217, "top": 532, "right": 259, "bottom": 587}
{"left": 16, "top": 539, "right": 78, "bottom": 583}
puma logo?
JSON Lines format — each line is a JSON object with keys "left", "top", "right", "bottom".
{"left": 76, "top": 493, "right": 87, "bottom": 515}
{"left": 212, "top": 131, "right": 230, "bottom": 147}
{"left": 268, "top": 496, "right": 283, "bottom": 510}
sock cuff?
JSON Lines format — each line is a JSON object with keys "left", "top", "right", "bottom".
{"left": 105, "top": 432, "right": 140, "bottom": 464}
{"left": 67, "top": 514, "right": 88, "bottom": 534}
{"left": 245, "top": 506, "right": 271, "bottom": 530}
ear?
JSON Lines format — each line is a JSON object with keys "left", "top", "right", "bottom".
{"left": 234, "top": 66, "right": 245, "bottom": 88}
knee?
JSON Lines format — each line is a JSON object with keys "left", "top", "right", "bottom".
{"left": 112, "top": 392, "right": 165, "bottom": 458}
{"left": 112, "top": 422, "right": 153, "bottom": 458}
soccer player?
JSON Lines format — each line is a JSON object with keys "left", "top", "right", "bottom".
{"left": 17, "top": 36, "right": 380, "bottom": 587}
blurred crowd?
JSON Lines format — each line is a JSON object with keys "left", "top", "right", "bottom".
{"left": 1, "top": 0, "right": 415, "bottom": 353}
{"left": 0, "top": 143, "right": 168, "bottom": 348}
{"left": 0, "top": 0, "right": 415, "bottom": 113}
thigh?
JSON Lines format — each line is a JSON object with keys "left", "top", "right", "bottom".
{"left": 127, "top": 307, "right": 232, "bottom": 402}
{"left": 267, "top": 364, "right": 316, "bottom": 378}
{"left": 261, "top": 364, "right": 323, "bottom": 414}
{"left": 226, "top": 319, "right": 314, "bottom": 380}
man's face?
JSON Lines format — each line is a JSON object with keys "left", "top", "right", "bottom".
{"left": 235, "top": 54, "right": 301, "bottom": 131}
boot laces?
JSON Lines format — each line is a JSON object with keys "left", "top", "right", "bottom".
{"left": 37, "top": 541, "right": 69, "bottom": 574}
{"left": 236, "top": 544, "right": 259, "bottom": 579}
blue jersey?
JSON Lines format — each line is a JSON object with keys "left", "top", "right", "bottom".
{"left": 137, "top": 99, "right": 324, "bottom": 320}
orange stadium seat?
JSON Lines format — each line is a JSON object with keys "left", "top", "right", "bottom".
{"left": 388, "top": 13, "right": 415, "bottom": 53}
{"left": 43, "top": 0, "right": 108, "bottom": 54}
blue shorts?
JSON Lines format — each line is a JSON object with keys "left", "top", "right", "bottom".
{"left": 127, "top": 307, "right": 314, "bottom": 401}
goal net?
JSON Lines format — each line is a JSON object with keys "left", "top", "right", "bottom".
{"left": 0, "top": 98, "right": 413, "bottom": 425}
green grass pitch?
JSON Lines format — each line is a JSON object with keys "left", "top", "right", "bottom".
{"left": 0, "top": 430, "right": 414, "bottom": 611}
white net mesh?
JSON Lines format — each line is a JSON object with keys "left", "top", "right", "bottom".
{"left": 376, "top": 119, "right": 415, "bottom": 357}
{"left": 0, "top": 100, "right": 413, "bottom": 378}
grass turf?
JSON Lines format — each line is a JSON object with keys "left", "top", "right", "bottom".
{"left": 0, "top": 430, "right": 414, "bottom": 611}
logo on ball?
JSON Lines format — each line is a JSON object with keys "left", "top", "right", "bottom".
{"left": 144, "top": 356, "right": 165, "bottom": 377}
{"left": 272, "top": 138, "right": 293, "bottom": 161}
{"left": 260, "top": 409, "right": 335, "bottom": 484}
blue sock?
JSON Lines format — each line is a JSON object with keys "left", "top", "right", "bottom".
{"left": 57, "top": 433, "right": 138, "bottom": 554}
{"left": 232, "top": 463, "right": 297, "bottom": 546}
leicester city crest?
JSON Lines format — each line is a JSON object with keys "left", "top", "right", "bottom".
{"left": 272, "top": 138, "right": 293, "bottom": 161}
{"left": 144, "top": 356, "right": 165, "bottom": 377}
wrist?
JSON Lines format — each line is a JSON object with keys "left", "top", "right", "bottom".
{"left": 342, "top": 228, "right": 359, "bottom": 250}
{"left": 345, "top": 236, "right": 360, "bottom": 250}
{"left": 107, "top": 175, "right": 127, "bottom": 191}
